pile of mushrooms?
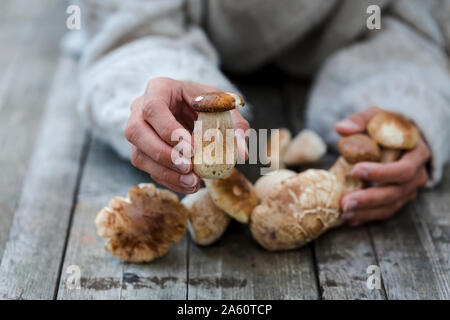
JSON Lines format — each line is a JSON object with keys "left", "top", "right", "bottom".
{"left": 96, "top": 168, "right": 258, "bottom": 262}
{"left": 250, "top": 111, "right": 420, "bottom": 251}
{"left": 96, "top": 100, "right": 421, "bottom": 261}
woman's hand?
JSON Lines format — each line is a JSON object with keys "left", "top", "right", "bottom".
{"left": 125, "top": 77, "right": 250, "bottom": 194}
{"left": 335, "top": 107, "right": 430, "bottom": 226}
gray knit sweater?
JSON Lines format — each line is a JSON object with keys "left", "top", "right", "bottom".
{"left": 71, "top": 0, "right": 450, "bottom": 185}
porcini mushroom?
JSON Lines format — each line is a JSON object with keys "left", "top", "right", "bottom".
{"left": 254, "top": 169, "right": 297, "bottom": 200}
{"left": 95, "top": 183, "right": 189, "bottom": 262}
{"left": 192, "top": 91, "right": 244, "bottom": 179}
{"left": 204, "top": 168, "right": 258, "bottom": 224}
{"left": 182, "top": 189, "right": 231, "bottom": 246}
{"left": 283, "top": 129, "right": 327, "bottom": 166}
{"left": 265, "top": 128, "right": 292, "bottom": 170}
{"left": 367, "top": 111, "right": 419, "bottom": 162}
{"left": 337, "top": 134, "right": 381, "bottom": 164}
{"left": 250, "top": 169, "right": 344, "bottom": 251}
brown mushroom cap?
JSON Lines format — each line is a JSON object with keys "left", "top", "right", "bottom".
{"left": 182, "top": 189, "right": 231, "bottom": 246}
{"left": 367, "top": 111, "right": 419, "bottom": 149}
{"left": 95, "top": 183, "right": 188, "bottom": 263}
{"left": 337, "top": 134, "right": 381, "bottom": 164}
{"left": 192, "top": 91, "right": 244, "bottom": 112}
{"left": 204, "top": 168, "right": 258, "bottom": 224}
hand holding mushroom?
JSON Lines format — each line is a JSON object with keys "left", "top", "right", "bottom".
{"left": 335, "top": 107, "right": 430, "bottom": 226}
{"left": 125, "top": 78, "right": 249, "bottom": 194}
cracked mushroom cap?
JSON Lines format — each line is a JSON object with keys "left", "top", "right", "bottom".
{"left": 204, "top": 168, "right": 258, "bottom": 224}
{"left": 337, "top": 134, "right": 381, "bottom": 164}
{"left": 95, "top": 183, "right": 189, "bottom": 263}
{"left": 367, "top": 111, "right": 419, "bottom": 149}
{"left": 182, "top": 189, "right": 231, "bottom": 246}
{"left": 283, "top": 129, "right": 327, "bottom": 166}
{"left": 250, "top": 169, "right": 344, "bottom": 251}
{"left": 192, "top": 91, "right": 244, "bottom": 112}
{"left": 254, "top": 169, "right": 297, "bottom": 200}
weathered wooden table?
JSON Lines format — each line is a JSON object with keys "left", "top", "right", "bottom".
{"left": 1, "top": 1, "right": 449, "bottom": 300}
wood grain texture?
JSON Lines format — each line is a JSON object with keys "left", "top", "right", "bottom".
{"left": 57, "top": 140, "right": 188, "bottom": 300}
{"left": 0, "top": 57, "right": 86, "bottom": 299}
{"left": 370, "top": 166, "right": 450, "bottom": 300}
{"left": 314, "top": 227, "right": 386, "bottom": 300}
{"left": 0, "top": 0, "right": 66, "bottom": 259}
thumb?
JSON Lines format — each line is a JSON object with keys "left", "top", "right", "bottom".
{"left": 335, "top": 106, "right": 382, "bottom": 136}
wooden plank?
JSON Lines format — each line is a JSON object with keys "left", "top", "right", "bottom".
{"left": 370, "top": 166, "right": 450, "bottom": 299}
{"left": 0, "top": 56, "right": 86, "bottom": 299}
{"left": 314, "top": 227, "right": 386, "bottom": 299}
{"left": 57, "top": 140, "right": 188, "bottom": 300}
{"left": 188, "top": 79, "right": 319, "bottom": 299}
{"left": 0, "top": 0, "right": 66, "bottom": 259}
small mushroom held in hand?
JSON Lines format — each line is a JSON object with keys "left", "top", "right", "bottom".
{"left": 367, "top": 111, "right": 419, "bottom": 162}
{"left": 254, "top": 169, "right": 296, "bottom": 200}
{"left": 192, "top": 91, "right": 244, "bottom": 179}
{"left": 182, "top": 189, "right": 231, "bottom": 246}
{"left": 95, "top": 183, "right": 189, "bottom": 263}
{"left": 283, "top": 129, "right": 327, "bottom": 166}
{"left": 337, "top": 134, "right": 381, "bottom": 164}
{"left": 250, "top": 169, "right": 344, "bottom": 251}
{"left": 205, "top": 168, "right": 258, "bottom": 224}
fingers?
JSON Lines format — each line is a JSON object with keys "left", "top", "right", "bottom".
{"left": 341, "top": 168, "right": 428, "bottom": 215}
{"left": 143, "top": 78, "right": 192, "bottom": 147}
{"left": 230, "top": 109, "right": 250, "bottom": 161}
{"left": 346, "top": 191, "right": 417, "bottom": 227}
{"left": 335, "top": 106, "right": 382, "bottom": 135}
{"left": 130, "top": 148, "right": 200, "bottom": 194}
{"left": 351, "top": 138, "right": 430, "bottom": 184}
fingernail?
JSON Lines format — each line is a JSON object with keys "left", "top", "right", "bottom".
{"left": 341, "top": 211, "right": 355, "bottom": 220}
{"left": 352, "top": 166, "right": 369, "bottom": 179}
{"left": 180, "top": 173, "right": 197, "bottom": 188}
{"left": 336, "top": 119, "right": 360, "bottom": 131}
{"left": 343, "top": 199, "right": 358, "bottom": 212}
{"left": 176, "top": 161, "right": 191, "bottom": 174}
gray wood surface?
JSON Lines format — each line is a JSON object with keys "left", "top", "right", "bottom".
{"left": 0, "top": 0, "right": 449, "bottom": 300}
{"left": 0, "top": 0, "right": 66, "bottom": 259}
{"left": 0, "top": 56, "right": 86, "bottom": 299}
{"left": 370, "top": 166, "right": 450, "bottom": 299}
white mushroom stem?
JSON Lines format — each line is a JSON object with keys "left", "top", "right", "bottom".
{"left": 193, "top": 111, "right": 236, "bottom": 179}
{"left": 380, "top": 148, "right": 402, "bottom": 163}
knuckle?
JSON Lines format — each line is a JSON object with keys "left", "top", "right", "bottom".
{"left": 125, "top": 122, "right": 139, "bottom": 144}
{"left": 130, "top": 150, "right": 144, "bottom": 168}
{"left": 401, "top": 164, "right": 416, "bottom": 181}
{"left": 147, "top": 77, "right": 175, "bottom": 91}
{"left": 141, "top": 101, "right": 156, "bottom": 120}
{"left": 130, "top": 96, "right": 142, "bottom": 111}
